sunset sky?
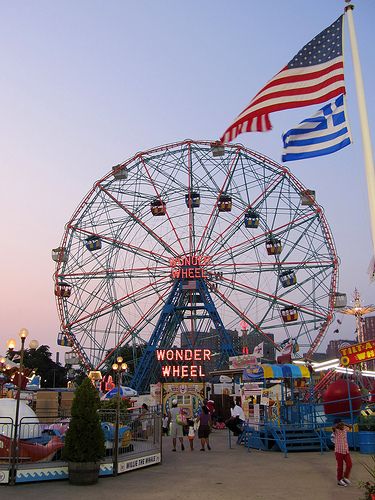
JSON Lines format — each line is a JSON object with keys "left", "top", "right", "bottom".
{"left": 0, "top": 0, "right": 374, "bottom": 360}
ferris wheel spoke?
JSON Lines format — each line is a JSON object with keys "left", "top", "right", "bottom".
{"left": 212, "top": 212, "right": 317, "bottom": 263}
{"left": 195, "top": 148, "right": 241, "bottom": 254}
{"left": 211, "top": 287, "right": 279, "bottom": 348}
{"left": 202, "top": 170, "right": 287, "bottom": 257}
{"left": 60, "top": 264, "right": 171, "bottom": 281}
{"left": 66, "top": 276, "right": 171, "bottom": 328}
{"left": 97, "top": 284, "right": 172, "bottom": 369}
{"left": 69, "top": 225, "right": 171, "bottom": 266}
{"left": 97, "top": 184, "right": 179, "bottom": 258}
{"left": 139, "top": 155, "right": 186, "bottom": 255}
{"left": 219, "top": 275, "right": 327, "bottom": 321}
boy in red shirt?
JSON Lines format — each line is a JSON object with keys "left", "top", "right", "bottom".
{"left": 332, "top": 419, "right": 352, "bottom": 487}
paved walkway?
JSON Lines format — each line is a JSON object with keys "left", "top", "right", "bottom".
{"left": 3, "top": 430, "right": 373, "bottom": 500}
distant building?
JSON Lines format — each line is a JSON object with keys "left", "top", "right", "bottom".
{"left": 309, "top": 352, "right": 328, "bottom": 363}
{"left": 241, "top": 331, "right": 276, "bottom": 362}
{"left": 326, "top": 339, "right": 357, "bottom": 359}
{"left": 181, "top": 327, "right": 242, "bottom": 377}
{"left": 363, "top": 315, "right": 375, "bottom": 370}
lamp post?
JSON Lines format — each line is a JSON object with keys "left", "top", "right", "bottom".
{"left": 7, "top": 329, "right": 39, "bottom": 485}
{"left": 112, "top": 357, "right": 128, "bottom": 476}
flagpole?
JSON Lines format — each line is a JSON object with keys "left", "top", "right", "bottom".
{"left": 345, "top": 2, "right": 375, "bottom": 263}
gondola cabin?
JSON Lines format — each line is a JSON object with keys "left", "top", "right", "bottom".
{"left": 334, "top": 292, "right": 347, "bottom": 309}
{"left": 244, "top": 210, "right": 260, "bottom": 228}
{"left": 266, "top": 237, "right": 282, "bottom": 255}
{"left": 281, "top": 306, "right": 299, "bottom": 323}
{"left": 150, "top": 199, "right": 166, "bottom": 216}
{"left": 210, "top": 141, "right": 225, "bottom": 157}
{"left": 85, "top": 235, "right": 102, "bottom": 251}
{"left": 217, "top": 194, "right": 232, "bottom": 212}
{"left": 279, "top": 270, "right": 297, "bottom": 288}
{"left": 57, "top": 332, "right": 73, "bottom": 347}
{"left": 54, "top": 282, "right": 72, "bottom": 298}
{"left": 51, "top": 247, "right": 68, "bottom": 263}
{"left": 185, "top": 191, "right": 201, "bottom": 208}
{"left": 112, "top": 164, "right": 128, "bottom": 180}
{"left": 300, "top": 189, "right": 316, "bottom": 206}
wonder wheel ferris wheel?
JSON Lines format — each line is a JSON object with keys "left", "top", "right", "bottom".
{"left": 53, "top": 140, "right": 338, "bottom": 391}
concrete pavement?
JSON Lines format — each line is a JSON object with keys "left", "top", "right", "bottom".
{"left": 3, "top": 430, "right": 373, "bottom": 500}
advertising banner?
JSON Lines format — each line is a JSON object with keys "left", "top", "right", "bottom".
{"left": 339, "top": 339, "right": 375, "bottom": 366}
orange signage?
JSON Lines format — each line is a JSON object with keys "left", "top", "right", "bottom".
{"left": 339, "top": 339, "right": 375, "bottom": 366}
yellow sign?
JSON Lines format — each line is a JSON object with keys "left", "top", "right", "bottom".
{"left": 339, "top": 339, "right": 375, "bottom": 366}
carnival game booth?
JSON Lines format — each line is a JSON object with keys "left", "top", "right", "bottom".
{"left": 239, "top": 364, "right": 328, "bottom": 455}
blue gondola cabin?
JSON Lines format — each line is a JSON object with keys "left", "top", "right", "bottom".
{"left": 54, "top": 282, "right": 72, "bottom": 298}
{"left": 57, "top": 332, "right": 74, "bottom": 347}
{"left": 279, "top": 270, "right": 297, "bottom": 287}
{"left": 217, "top": 194, "right": 232, "bottom": 212}
{"left": 244, "top": 210, "right": 259, "bottom": 228}
{"left": 266, "top": 237, "right": 282, "bottom": 255}
{"left": 281, "top": 306, "right": 299, "bottom": 323}
{"left": 85, "top": 235, "right": 102, "bottom": 251}
{"left": 151, "top": 199, "right": 166, "bottom": 216}
{"left": 185, "top": 191, "right": 200, "bottom": 208}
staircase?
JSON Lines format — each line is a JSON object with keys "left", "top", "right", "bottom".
{"left": 268, "top": 425, "right": 326, "bottom": 455}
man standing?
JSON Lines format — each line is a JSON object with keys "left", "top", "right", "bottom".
{"left": 332, "top": 419, "right": 352, "bottom": 487}
{"left": 168, "top": 399, "right": 185, "bottom": 451}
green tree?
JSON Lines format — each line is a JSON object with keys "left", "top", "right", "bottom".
{"left": 103, "top": 343, "right": 146, "bottom": 379}
{"left": 22, "top": 345, "right": 67, "bottom": 388}
{"left": 62, "top": 377, "right": 105, "bottom": 462}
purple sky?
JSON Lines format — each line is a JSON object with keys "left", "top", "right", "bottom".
{"left": 0, "top": 0, "right": 374, "bottom": 359}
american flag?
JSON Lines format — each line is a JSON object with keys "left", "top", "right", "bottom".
{"left": 221, "top": 16, "right": 345, "bottom": 143}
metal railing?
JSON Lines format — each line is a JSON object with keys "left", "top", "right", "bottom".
{"left": 0, "top": 407, "right": 162, "bottom": 484}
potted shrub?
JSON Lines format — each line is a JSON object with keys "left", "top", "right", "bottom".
{"left": 62, "top": 377, "right": 105, "bottom": 484}
{"left": 358, "top": 414, "right": 375, "bottom": 455}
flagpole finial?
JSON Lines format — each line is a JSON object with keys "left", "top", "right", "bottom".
{"left": 344, "top": 1, "right": 354, "bottom": 13}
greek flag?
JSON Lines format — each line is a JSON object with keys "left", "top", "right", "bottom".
{"left": 282, "top": 94, "right": 352, "bottom": 162}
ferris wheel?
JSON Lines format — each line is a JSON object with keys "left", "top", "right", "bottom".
{"left": 53, "top": 140, "right": 338, "bottom": 389}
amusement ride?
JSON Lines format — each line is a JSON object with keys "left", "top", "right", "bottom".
{"left": 53, "top": 140, "right": 340, "bottom": 392}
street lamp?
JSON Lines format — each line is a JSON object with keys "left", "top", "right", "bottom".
{"left": 111, "top": 357, "right": 127, "bottom": 476}
{"left": 7, "top": 328, "right": 39, "bottom": 485}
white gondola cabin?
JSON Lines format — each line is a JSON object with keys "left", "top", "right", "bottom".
{"left": 51, "top": 247, "right": 68, "bottom": 263}
{"left": 150, "top": 199, "right": 166, "bottom": 216}
{"left": 279, "top": 270, "right": 297, "bottom": 288}
{"left": 57, "top": 332, "right": 74, "bottom": 347}
{"left": 334, "top": 292, "right": 347, "bottom": 309}
{"left": 244, "top": 210, "right": 260, "bottom": 228}
{"left": 281, "top": 306, "right": 299, "bottom": 323}
{"left": 85, "top": 235, "right": 102, "bottom": 251}
{"left": 300, "top": 189, "right": 316, "bottom": 206}
{"left": 266, "top": 237, "right": 282, "bottom": 255}
{"left": 112, "top": 164, "right": 128, "bottom": 180}
{"left": 54, "top": 282, "right": 72, "bottom": 298}
{"left": 217, "top": 194, "right": 232, "bottom": 212}
{"left": 185, "top": 191, "right": 201, "bottom": 208}
{"left": 210, "top": 141, "right": 225, "bottom": 157}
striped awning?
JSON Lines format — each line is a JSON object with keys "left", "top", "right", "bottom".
{"left": 243, "top": 363, "right": 310, "bottom": 381}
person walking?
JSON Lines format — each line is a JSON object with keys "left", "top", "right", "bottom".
{"left": 187, "top": 418, "right": 195, "bottom": 451}
{"left": 332, "top": 419, "right": 352, "bottom": 487}
{"left": 168, "top": 399, "right": 185, "bottom": 451}
{"left": 162, "top": 413, "right": 169, "bottom": 436}
{"left": 198, "top": 405, "right": 212, "bottom": 451}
